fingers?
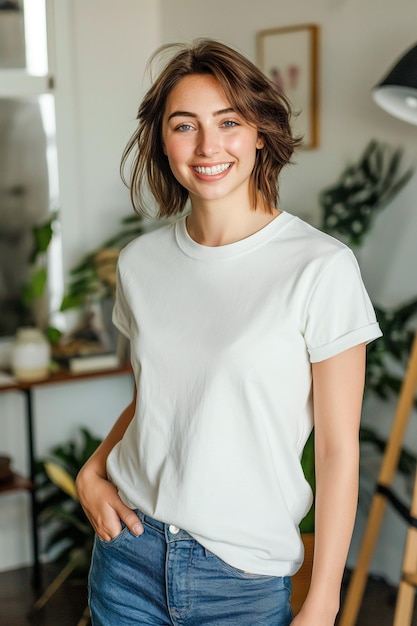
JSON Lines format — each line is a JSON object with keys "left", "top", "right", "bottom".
{"left": 93, "top": 505, "right": 143, "bottom": 541}
{"left": 77, "top": 469, "right": 144, "bottom": 539}
{"left": 86, "top": 504, "right": 122, "bottom": 541}
{"left": 119, "top": 504, "right": 144, "bottom": 536}
{"left": 96, "top": 486, "right": 144, "bottom": 537}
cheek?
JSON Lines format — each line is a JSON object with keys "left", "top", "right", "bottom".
{"left": 164, "top": 143, "right": 190, "bottom": 187}
{"left": 164, "top": 140, "right": 188, "bottom": 169}
{"left": 229, "top": 135, "right": 258, "bottom": 165}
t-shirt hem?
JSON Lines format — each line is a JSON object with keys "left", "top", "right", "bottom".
{"left": 189, "top": 532, "right": 303, "bottom": 577}
{"left": 309, "top": 323, "right": 382, "bottom": 363}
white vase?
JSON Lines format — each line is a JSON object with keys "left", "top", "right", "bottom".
{"left": 11, "top": 327, "right": 51, "bottom": 382}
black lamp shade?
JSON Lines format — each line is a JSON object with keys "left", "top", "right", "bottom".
{"left": 372, "top": 43, "right": 417, "bottom": 125}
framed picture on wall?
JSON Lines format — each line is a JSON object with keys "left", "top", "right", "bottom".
{"left": 256, "top": 24, "right": 320, "bottom": 149}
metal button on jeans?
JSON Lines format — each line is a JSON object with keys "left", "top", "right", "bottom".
{"left": 169, "top": 525, "right": 180, "bottom": 534}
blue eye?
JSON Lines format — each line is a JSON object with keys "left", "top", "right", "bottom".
{"left": 176, "top": 124, "right": 193, "bottom": 132}
{"left": 223, "top": 120, "right": 238, "bottom": 127}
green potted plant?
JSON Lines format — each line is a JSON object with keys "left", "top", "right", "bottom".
{"left": 60, "top": 214, "right": 165, "bottom": 312}
{"left": 34, "top": 428, "right": 102, "bottom": 611}
{"left": 319, "top": 139, "right": 413, "bottom": 248}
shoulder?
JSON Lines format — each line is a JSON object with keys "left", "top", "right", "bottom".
{"left": 118, "top": 218, "right": 178, "bottom": 269}
{"left": 283, "top": 213, "right": 348, "bottom": 255}
{"left": 281, "top": 212, "right": 356, "bottom": 272}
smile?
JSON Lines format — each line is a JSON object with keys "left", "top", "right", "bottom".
{"left": 192, "top": 163, "right": 232, "bottom": 176}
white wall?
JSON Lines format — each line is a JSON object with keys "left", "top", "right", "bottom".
{"left": 1, "top": 0, "right": 417, "bottom": 582}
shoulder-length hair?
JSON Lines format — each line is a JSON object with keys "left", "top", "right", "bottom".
{"left": 121, "top": 38, "right": 302, "bottom": 218}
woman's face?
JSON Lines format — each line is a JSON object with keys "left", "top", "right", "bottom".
{"left": 161, "top": 73, "right": 263, "bottom": 210}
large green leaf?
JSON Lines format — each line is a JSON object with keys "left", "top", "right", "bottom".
{"left": 29, "top": 212, "right": 58, "bottom": 263}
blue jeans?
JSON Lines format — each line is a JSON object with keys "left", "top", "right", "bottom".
{"left": 88, "top": 510, "right": 293, "bottom": 625}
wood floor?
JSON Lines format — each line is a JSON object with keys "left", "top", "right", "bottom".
{"left": 0, "top": 564, "right": 416, "bottom": 625}
{"left": 339, "top": 570, "right": 417, "bottom": 625}
{"left": 0, "top": 563, "right": 88, "bottom": 626}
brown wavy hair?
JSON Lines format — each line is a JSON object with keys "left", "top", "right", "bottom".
{"left": 120, "top": 38, "right": 302, "bottom": 217}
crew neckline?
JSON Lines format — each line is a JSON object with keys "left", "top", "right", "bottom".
{"left": 175, "top": 211, "right": 294, "bottom": 260}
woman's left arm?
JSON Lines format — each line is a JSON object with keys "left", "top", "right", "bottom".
{"left": 292, "top": 343, "right": 367, "bottom": 626}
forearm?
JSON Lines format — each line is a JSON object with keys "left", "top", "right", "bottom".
{"left": 293, "top": 344, "right": 365, "bottom": 625}
{"left": 305, "top": 444, "right": 359, "bottom": 618}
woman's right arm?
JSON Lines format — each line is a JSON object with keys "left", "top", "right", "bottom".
{"left": 75, "top": 386, "right": 144, "bottom": 540}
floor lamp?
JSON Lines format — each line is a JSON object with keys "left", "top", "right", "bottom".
{"left": 339, "top": 42, "right": 417, "bottom": 626}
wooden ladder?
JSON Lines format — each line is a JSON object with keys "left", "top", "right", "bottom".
{"left": 339, "top": 331, "right": 417, "bottom": 626}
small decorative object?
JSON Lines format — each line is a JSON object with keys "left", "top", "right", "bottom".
{"left": 257, "top": 23, "right": 320, "bottom": 148}
{"left": 51, "top": 306, "right": 115, "bottom": 368}
{"left": 11, "top": 326, "right": 51, "bottom": 382}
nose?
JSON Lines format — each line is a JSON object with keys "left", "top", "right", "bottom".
{"left": 196, "top": 126, "right": 219, "bottom": 157}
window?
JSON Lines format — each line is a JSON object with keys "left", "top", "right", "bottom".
{"left": 0, "top": 0, "right": 62, "bottom": 337}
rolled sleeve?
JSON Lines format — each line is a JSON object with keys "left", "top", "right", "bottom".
{"left": 304, "top": 248, "right": 382, "bottom": 362}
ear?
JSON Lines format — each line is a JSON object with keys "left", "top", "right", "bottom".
{"left": 256, "top": 136, "right": 264, "bottom": 149}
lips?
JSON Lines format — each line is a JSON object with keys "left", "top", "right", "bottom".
{"left": 192, "top": 163, "right": 232, "bottom": 176}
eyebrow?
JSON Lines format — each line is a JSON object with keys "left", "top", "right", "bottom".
{"left": 167, "top": 107, "right": 235, "bottom": 122}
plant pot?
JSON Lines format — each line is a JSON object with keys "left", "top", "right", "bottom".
{"left": 291, "top": 533, "right": 315, "bottom": 616}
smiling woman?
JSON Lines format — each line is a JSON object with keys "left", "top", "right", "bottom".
{"left": 78, "top": 38, "right": 382, "bottom": 626}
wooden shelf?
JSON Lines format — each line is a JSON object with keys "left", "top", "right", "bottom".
{"left": 0, "top": 361, "right": 132, "bottom": 393}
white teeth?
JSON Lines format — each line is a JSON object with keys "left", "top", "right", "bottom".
{"left": 194, "top": 163, "right": 231, "bottom": 175}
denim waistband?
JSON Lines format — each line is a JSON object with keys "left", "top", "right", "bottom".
{"left": 136, "top": 509, "right": 194, "bottom": 543}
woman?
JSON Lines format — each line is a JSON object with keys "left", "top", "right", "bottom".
{"left": 76, "top": 38, "right": 382, "bottom": 625}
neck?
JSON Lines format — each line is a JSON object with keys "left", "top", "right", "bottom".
{"left": 186, "top": 197, "right": 281, "bottom": 247}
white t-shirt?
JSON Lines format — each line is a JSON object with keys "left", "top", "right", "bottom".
{"left": 107, "top": 211, "right": 382, "bottom": 576}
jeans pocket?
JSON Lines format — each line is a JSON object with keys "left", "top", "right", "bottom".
{"left": 96, "top": 522, "right": 131, "bottom": 548}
